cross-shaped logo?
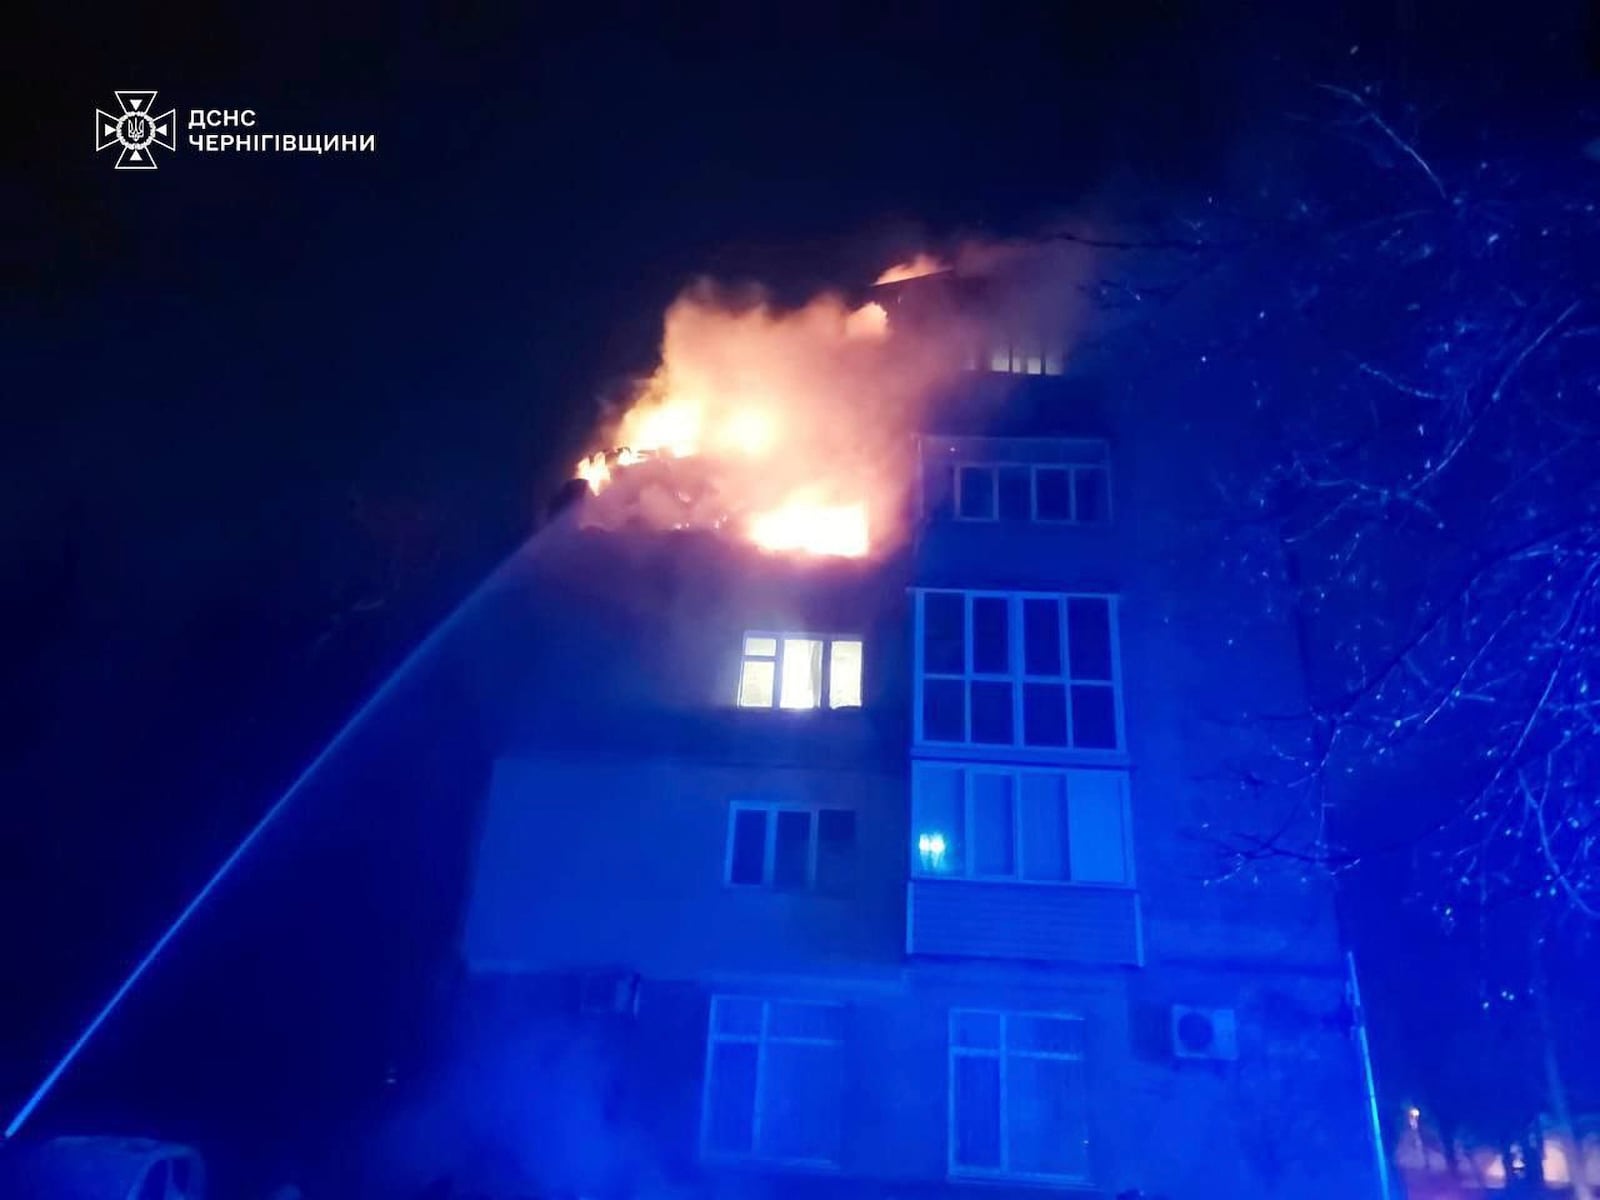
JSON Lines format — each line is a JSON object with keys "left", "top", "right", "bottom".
{"left": 95, "top": 91, "right": 176, "bottom": 170}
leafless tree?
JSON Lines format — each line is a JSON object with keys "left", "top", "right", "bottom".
{"left": 1158, "top": 82, "right": 1600, "bottom": 1187}
{"left": 1163, "top": 85, "right": 1600, "bottom": 927}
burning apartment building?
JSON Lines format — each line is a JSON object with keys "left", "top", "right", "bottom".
{"left": 450, "top": 246, "right": 1378, "bottom": 1198}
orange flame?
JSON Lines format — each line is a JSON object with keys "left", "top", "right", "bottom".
{"left": 576, "top": 452, "right": 609, "bottom": 493}
{"left": 565, "top": 241, "right": 1101, "bottom": 556}
{"left": 749, "top": 498, "right": 870, "bottom": 558}
{"left": 572, "top": 272, "right": 973, "bottom": 559}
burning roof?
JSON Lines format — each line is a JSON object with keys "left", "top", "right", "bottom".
{"left": 571, "top": 278, "right": 974, "bottom": 559}
{"left": 568, "top": 241, "right": 1101, "bottom": 559}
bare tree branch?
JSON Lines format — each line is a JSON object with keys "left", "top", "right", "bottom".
{"left": 1316, "top": 83, "right": 1450, "bottom": 202}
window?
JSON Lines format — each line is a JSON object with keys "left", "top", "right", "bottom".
{"left": 727, "top": 804, "right": 857, "bottom": 892}
{"left": 737, "top": 633, "right": 863, "bottom": 710}
{"left": 947, "top": 463, "right": 1109, "bottom": 524}
{"left": 912, "top": 763, "right": 1130, "bottom": 884}
{"left": 949, "top": 1009, "right": 1090, "bottom": 1183}
{"left": 920, "top": 438, "right": 1111, "bottom": 526}
{"left": 916, "top": 590, "right": 1122, "bottom": 751}
{"left": 702, "top": 996, "right": 846, "bottom": 1165}
{"left": 983, "top": 334, "right": 1066, "bottom": 376}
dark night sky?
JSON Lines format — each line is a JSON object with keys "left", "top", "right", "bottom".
{"left": 12, "top": 4, "right": 1261, "bottom": 583}
{"left": 4, "top": 0, "right": 1595, "bottom": 1162}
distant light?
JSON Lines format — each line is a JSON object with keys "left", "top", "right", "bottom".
{"left": 918, "top": 832, "right": 948, "bottom": 869}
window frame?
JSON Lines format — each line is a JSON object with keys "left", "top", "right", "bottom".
{"left": 951, "top": 462, "right": 1112, "bottom": 525}
{"left": 909, "top": 762, "right": 1134, "bottom": 887}
{"left": 980, "top": 335, "right": 1066, "bottom": 376}
{"left": 948, "top": 1007, "right": 1091, "bottom": 1185}
{"left": 700, "top": 994, "right": 847, "bottom": 1168}
{"left": 736, "top": 631, "right": 864, "bottom": 711}
{"left": 919, "top": 437, "right": 1113, "bottom": 527}
{"left": 912, "top": 588, "right": 1126, "bottom": 758}
{"left": 724, "top": 802, "right": 856, "bottom": 891}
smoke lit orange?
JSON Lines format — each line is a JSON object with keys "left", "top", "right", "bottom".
{"left": 571, "top": 278, "right": 969, "bottom": 559}
{"left": 875, "top": 254, "right": 946, "bottom": 285}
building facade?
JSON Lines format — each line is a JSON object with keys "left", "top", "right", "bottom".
{"left": 458, "top": 265, "right": 1378, "bottom": 1199}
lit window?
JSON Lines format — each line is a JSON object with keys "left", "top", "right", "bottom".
{"left": 827, "top": 640, "right": 862, "bottom": 708}
{"left": 949, "top": 1009, "right": 1089, "bottom": 1182}
{"left": 911, "top": 762, "right": 1130, "bottom": 884}
{"left": 702, "top": 996, "right": 845, "bottom": 1165}
{"left": 727, "top": 803, "right": 857, "bottom": 891}
{"left": 778, "top": 638, "right": 823, "bottom": 709}
{"left": 915, "top": 761, "right": 963, "bottom": 874}
{"left": 915, "top": 589, "right": 1122, "bottom": 751}
{"left": 986, "top": 333, "right": 1065, "bottom": 375}
{"left": 737, "top": 636, "right": 778, "bottom": 706}
{"left": 737, "top": 632, "right": 863, "bottom": 710}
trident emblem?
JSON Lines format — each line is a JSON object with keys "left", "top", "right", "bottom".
{"left": 96, "top": 91, "right": 176, "bottom": 170}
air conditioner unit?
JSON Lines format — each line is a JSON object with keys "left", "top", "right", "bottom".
{"left": 578, "top": 970, "right": 641, "bottom": 1018}
{"left": 1170, "top": 1005, "right": 1238, "bottom": 1061}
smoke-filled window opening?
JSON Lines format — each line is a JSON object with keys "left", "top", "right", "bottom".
{"left": 920, "top": 437, "right": 1111, "bottom": 526}
{"left": 736, "top": 632, "right": 864, "bottom": 710}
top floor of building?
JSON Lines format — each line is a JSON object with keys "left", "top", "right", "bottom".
{"left": 518, "top": 234, "right": 1307, "bottom": 767}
